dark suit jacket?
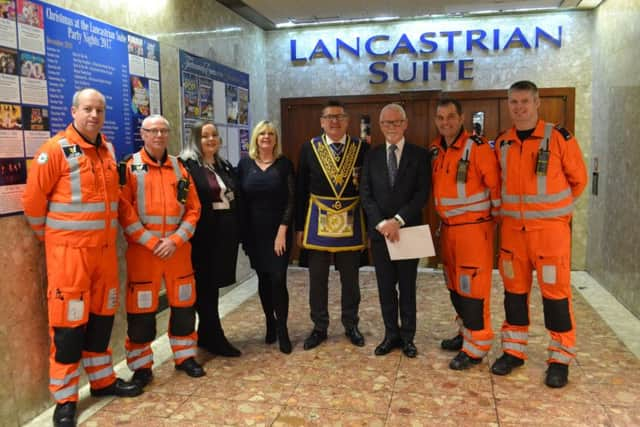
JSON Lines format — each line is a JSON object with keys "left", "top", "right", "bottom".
{"left": 360, "top": 141, "right": 430, "bottom": 242}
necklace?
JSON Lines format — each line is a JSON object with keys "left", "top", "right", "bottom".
{"left": 258, "top": 158, "right": 274, "bottom": 164}
{"left": 203, "top": 160, "right": 217, "bottom": 173}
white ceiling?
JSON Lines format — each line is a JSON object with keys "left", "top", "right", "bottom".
{"left": 233, "top": 0, "right": 601, "bottom": 29}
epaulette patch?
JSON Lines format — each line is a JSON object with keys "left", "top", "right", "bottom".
{"left": 554, "top": 125, "right": 572, "bottom": 140}
{"left": 500, "top": 139, "right": 514, "bottom": 148}
{"left": 470, "top": 135, "right": 485, "bottom": 145}
{"left": 62, "top": 145, "right": 83, "bottom": 159}
{"left": 131, "top": 163, "right": 148, "bottom": 173}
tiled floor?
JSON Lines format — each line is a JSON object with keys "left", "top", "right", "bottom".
{"left": 33, "top": 269, "right": 640, "bottom": 426}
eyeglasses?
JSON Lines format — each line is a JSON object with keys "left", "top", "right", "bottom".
{"left": 321, "top": 114, "right": 348, "bottom": 122}
{"left": 380, "top": 119, "right": 405, "bottom": 127}
{"left": 142, "top": 127, "right": 170, "bottom": 136}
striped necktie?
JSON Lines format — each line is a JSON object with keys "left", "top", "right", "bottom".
{"left": 388, "top": 144, "right": 398, "bottom": 187}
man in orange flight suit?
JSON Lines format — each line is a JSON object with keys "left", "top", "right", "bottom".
{"left": 491, "top": 81, "right": 587, "bottom": 388}
{"left": 430, "top": 98, "right": 500, "bottom": 370}
{"left": 119, "top": 114, "right": 205, "bottom": 388}
{"left": 22, "top": 88, "right": 142, "bottom": 427}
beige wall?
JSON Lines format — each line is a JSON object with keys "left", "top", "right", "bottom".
{"left": 587, "top": 0, "right": 640, "bottom": 317}
{"left": 1, "top": 1, "right": 264, "bottom": 425}
{"left": 265, "top": 11, "right": 593, "bottom": 269}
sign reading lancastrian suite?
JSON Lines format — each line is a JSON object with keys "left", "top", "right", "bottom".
{"left": 290, "top": 26, "right": 562, "bottom": 84}
{"left": 0, "top": 0, "right": 160, "bottom": 216}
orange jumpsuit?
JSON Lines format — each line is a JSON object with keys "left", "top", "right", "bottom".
{"left": 22, "top": 124, "right": 120, "bottom": 403}
{"left": 119, "top": 149, "right": 201, "bottom": 371}
{"left": 495, "top": 120, "right": 587, "bottom": 365}
{"left": 430, "top": 130, "right": 500, "bottom": 359}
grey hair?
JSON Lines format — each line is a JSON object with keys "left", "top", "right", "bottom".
{"left": 379, "top": 103, "right": 407, "bottom": 120}
{"left": 141, "top": 114, "right": 171, "bottom": 129}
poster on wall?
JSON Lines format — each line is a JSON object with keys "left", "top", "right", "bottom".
{"left": 0, "top": 0, "right": 162, "bottom": 216}
{"left": 179, "top": 49, "right": 249, "bottom": 164}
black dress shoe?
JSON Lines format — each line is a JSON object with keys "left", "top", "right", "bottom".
{"left": 402, "top": 341, "right": 418, "bottom": 358}
{"left": 441, "top": 334, "right": 463, "bottom": 351}
{"left": 374, "top": 337, "right": 401, "bottom": 356}
{"left": 303, "top": 329, "right": 327, "bottom": 350}
{"left": 449, "top": 351, "right": 482, "bottom": 370}
{"left": 210, "top": 337, "right": 242, "bottom": 357}
{"left": 345, "top": 326, "right": 365, "bottom": 347}
{"left": 131, "top": 368, "right": 153, "bottom": 388}
{"left": 545, "top": 363, "right": 569, "bottom": 388}
{"left": 491, "top": 353, "right": 525, "bottom": 376}
{"left": 175, "top": 357, "right": 206, "bottom": 378}
{"left": 265, "top": 319, "right": 277, "bottom": 344}
{"left": 90, "top": 378, "right": 143, "bottom": 398}
{"left": 278, "top": 327, "right": 292, "bottom": 354}
{"left": 53, "top": 401, "right": 76, "bottom": 427}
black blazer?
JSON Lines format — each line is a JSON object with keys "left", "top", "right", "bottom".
{"left": 360, "top": 141, "right": 430, "bottom": 241}
{"left": 183, "top": 157, "right": 237, "bottom": 212}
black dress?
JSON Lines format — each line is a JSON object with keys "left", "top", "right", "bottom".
{"left": 237, "top": 156, "right": 295, "bottom": 271}
{"left": 183, "top": 157, "right": 240, "bottom": 353}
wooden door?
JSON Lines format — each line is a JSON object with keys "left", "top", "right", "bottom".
{"left": 280, "top": 88, "right": 575, "bottom": 266}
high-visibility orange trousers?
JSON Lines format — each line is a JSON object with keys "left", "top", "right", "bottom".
{"left": 440, "top": 220, "right": 494, "bottom": 359}
{"left": 124, "top": 242, "right": 197, "bottom": 371}
{"left": 45, "top": 243, "right": 119, "bottom": 403}
{"left": 498, "top": 220, "right": 576, "bottom": 365}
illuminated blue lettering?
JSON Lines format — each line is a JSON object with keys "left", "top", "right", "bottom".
{"left": 419, "top": 32, "right": 438, "bottom": 54}
{"left": 365, "top": 35, "right": 390, "bottom": 57}
{"left": 391, "top": 33, "right": 417, "bottom": 56}
{"left": 440, "top": 31, "right": 462, "bottom": 53}
{"left": 458, "top": 59, "right": 474, "bottom": 80}
{"left": 393, "top": 62, "right": 416, "bottom": 82}
{"left": 336, "top": 37, "right": 360, "bottom": 59}
{"left": 309, "top": 39, "right": 333, "bottom": 60}
{"left": 504, "top": 27, "right": 531, "bottom": 49}
{"left": 433, "top": 60, "right": 454, "bottom": 80}
{"left": 493, "top": 29, "right": 500, "bottom": 50}
{"left": 290, "top": 39, "right": 307, "bottom": 62}
{"left": 369, "top": 61, "right": 388, "bottom": 84}
{"left": 467, "top": 30, "right": 488, "bottom": 51}
{"left": 535, "top": 26, "right": 562, "bottom": 48}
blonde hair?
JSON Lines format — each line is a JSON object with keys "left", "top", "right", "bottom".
{"left": 249, "top": 120, "right": 281, "bottom": 160}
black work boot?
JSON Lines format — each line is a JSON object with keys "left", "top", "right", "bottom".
{"left": 545, "top": 363, "right": 569, "bottom": 388}
{"left": 131, "top": 368, "right": 153, "bottom": 388}
{"left": 53, "top": 401, "right": 77, "bottom": 427}
{"left": 491, "top": 353, "right": 525, "bottom": 375}
{"left": 440, "top": 334, "right": 463, "bottom": 351}
{"left": 449, "top": 351, "right": 482, "bottom": 370}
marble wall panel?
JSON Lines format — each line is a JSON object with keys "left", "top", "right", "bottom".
{"left": 588, "top": 0, "right": 640, "bottom": 317}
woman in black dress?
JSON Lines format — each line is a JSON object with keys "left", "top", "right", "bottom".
{"left": 179, "top": 121, "right": 241, "bottom": 357}
{"left": 237, "top": 120, "right": 295, "bottom": 354}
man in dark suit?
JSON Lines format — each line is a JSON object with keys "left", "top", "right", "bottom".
{"left": 360, "top": 103, "right": 430, "bottom": 358}
{"left": 296, "top": 100, "right": 368, "bottom": 350}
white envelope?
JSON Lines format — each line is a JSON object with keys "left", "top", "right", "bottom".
{"left": 385, "top": 224, "right": 436, "bottom": 261}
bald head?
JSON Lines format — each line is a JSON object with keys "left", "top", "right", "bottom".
{"left": 71, "top": 88, "right": 106, "bottom": 142}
